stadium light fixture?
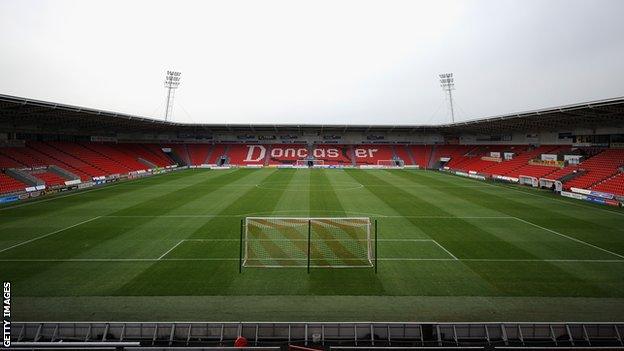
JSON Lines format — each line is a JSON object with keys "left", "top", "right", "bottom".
{"left": 439, "top": 72, "right": 456, "bottom": 123}
{"left": 164, "top": 70, "right": 182, "bottom": 121}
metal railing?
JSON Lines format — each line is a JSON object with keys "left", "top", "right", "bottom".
{"left": 9, "top": 322, "right": 624, "bottom": 349}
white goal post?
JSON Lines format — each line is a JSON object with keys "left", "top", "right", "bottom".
{"left": 377, "top": 159, "right": 405, "bottom": 168}
{"left": 295, "top": 159, "right": 325, "bottom": 167}
{"left": 239, "top": 217, "right": 377, "bottom": 271}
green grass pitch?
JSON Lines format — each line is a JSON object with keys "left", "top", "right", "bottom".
{"left": 1, "top": 168, "right": 623, "bottom": 322}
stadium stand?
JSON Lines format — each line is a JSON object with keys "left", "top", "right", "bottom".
{"left": 4, "top": 140, "right": 624, "bottom": 197}
{"left": 207, "top": 144, "right": 228, "bottom": 165}
{"left": 261, "top": 144, "right": 304, "bottom": 165}
{"left": 408, "top": 145, "right": 433, "bottom": 168}
{"left": 393, "top": 145, "right": 416, "bottom": 165}
{"left": 544, "top": 165, "right": 579, "bottom": 181}
{"left": 0, "top": 94, "right": 622, "bottom": 201}
{"left": 592, "top": 171, "right": 624, "bottom": 196}
{"left": 226, "top": 144, "right": 267, "bottom": 165}
{"left": 0, "top": 151, "right": 24, "bottom": 169}
{"left": 50, "top": 142, "right": 131, "bottom": 175}
{"left": 353, "top": 144, "right": 395, "bottom": 165}
{"left": 167, "top": 144, "right": 190, "bottom": 165}
{"left": 186, "top": 144, "right": 211, "bottom": 165}
{"left": 565, "top": 148, "right": 624, "bottom": 191}
{"left": 0, "top": 145, "right": 48, "bottom": 168}
{"left": 29, "top": 141, "right": 106, "bottom": 179}
{"left": 83, "top": 142, "right": 150, "bottom": 171}
{"left": 136, "top": 143, "right": 175, "bottom": 167}
{"left": 31, "top": 171, "right": 67, "bottom": 187}
{"left": 313, "top": 144, "right": 353, "bottom": 166}
{"left": 0, "top": 173, "right": 27, "bottom": 194}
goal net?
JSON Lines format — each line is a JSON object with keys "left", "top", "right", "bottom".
{"left": 377, "top": 159, "right": 405, "bottom": 168}
{"left": 295, "top": 159, "right": 325, "bottom": 167}
{"left": 241, "top": 217, "right": 374, "bottom": 269}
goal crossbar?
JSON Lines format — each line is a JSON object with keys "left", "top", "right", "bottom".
{"left": 241, "top": 217, "right": 377, "bottom": 271}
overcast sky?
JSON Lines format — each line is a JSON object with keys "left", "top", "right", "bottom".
{"left": 1, "top": 0, "right": 623, "bottom": 125}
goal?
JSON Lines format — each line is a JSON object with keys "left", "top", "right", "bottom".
{"left": 295, "top": 159, "right": 325, "bottom": 167}
{"left": 377, "top": 159, "right": 405, "bottom": 168}
{"left": 240, "top": 217, "right": 377, "bottom": 271}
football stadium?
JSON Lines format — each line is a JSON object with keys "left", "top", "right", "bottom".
{"left": 1, "top": 1, "right": 624, "bottom": 350}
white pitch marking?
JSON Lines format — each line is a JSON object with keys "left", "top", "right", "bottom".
{"left": 431, "top": 239, "right": 459, "bottom": 260}
{"left": 183, "top": 239, "right": 239, "bottom": 241}
{"left": 476, "top": 178, "right": 624, "bottom": 217}
{"left": 103, "top": 214, "right": 512, "bottom": 219}
{"left": 378, "top": 239, "right": 434, "bottom": 242}
{"left": 0, "top": 258, "right": 621, "bottom": 263}
{"left": 182, "top": 238, "right": 434, "bottom": 242}
{"left": 379, "top": 258, "right": 624, "bottom": 262}
{"left": 512, "top": 217, "right": 624, "bottom": 260}
{"left": 0, "top": 216, "right": 102, "bottom": 253}
{"left": 158, "top": 240, "right": 184, "bottom": 260}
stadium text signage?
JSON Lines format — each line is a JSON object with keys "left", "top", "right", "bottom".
{"left": 244, "top": 145, "right": 379, "bottom": 162}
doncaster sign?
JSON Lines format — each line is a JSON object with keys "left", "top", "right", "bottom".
{"left": 243, "top": 145, "right": 379, "bottom": 162}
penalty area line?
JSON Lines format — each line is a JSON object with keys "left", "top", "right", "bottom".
{"left": 0, "top": 216, "right": 102, "bottom": 254}
{"left": 158, "top": 240, "right": 184, "bottom": 260}
{"left": 431, "top": 240, "right": 458, "bottom": 260}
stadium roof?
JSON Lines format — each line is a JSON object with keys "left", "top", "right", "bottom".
{"left": 0, "top": 93, "right": 623, "bottom": 136}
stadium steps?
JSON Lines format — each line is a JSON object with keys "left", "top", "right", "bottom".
{"left": 543, "top": 165, "right": 579, "bottom": 181}
{"left": 165, "top": 149, "right": 187, "bottom": 166}
{"left": 183, "top": 144, "right": 192, "bottom": 165}
{"left": 264, "top": 144, "right": 272, "bottom": 165}
{"left": 404, "top": 145, "right": 417, "bottom": 165}
{"left": 391, "top": 145, "right": 398, "bottom": 159}
{"left": 427, "top": 145, "right": 437, "bottom": 169}
{"left": 5, "top": 168, "right": 41, "bottom": 186}
{"left": 118, "top": 143, "right": 172, "bottom": 168}
{"left": 187, "top": 144, "right": 211, "bottom": 166}
{"left": 558, "top": 168, "right": 584, "bottom": 183}
{"left": 49, "top": 164, "right": 80, "bottom": 181}
{"left": 203, "top": 144, "right": 214, "bottom": 164}
{"left": 167, "top": 144, "right": 191, "bottom": 166}
{"left": 207, "top": 144, "right": 226, "bottom": 164}
{"left": 138, "top": 157, "right": 157, "bottom": 169}
{"left": 221, "top": 144, "right": 231, "bottom": 165}
{"left": 142, "top": 144, "right": 176, "bottom": 166}
{"left": 591, "top": 171, "right": 624, "bottom": 196}
{"left": 393, "top": 145, "right": 415, "bottom": 165}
